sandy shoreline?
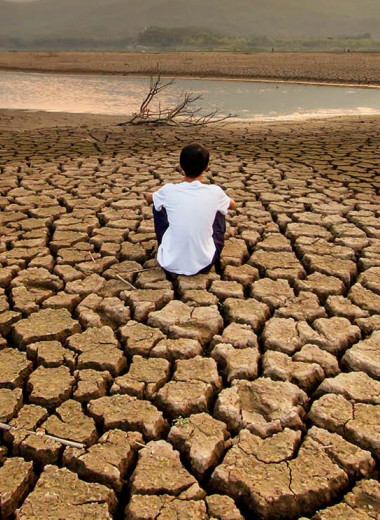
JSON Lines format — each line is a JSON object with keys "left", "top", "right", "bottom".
{"left": 0, "top": 51, "right": 379, "bottom": 87}
{"left": 2, "top": 107, "right": 379, "bottom": 133}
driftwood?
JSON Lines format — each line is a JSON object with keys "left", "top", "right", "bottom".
{"left": 117, "top": 73, "right": 235, "bottom": 127}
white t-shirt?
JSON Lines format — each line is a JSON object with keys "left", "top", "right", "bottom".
{"left": 153, "top": 181, "right": 230, "bottom": 275}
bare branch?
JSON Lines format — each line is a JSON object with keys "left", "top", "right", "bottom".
{"left": 117, "top": 72, "right": 236, "bottom": 127}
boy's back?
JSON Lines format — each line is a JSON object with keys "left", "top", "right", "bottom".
{"left": 146, "top": 143, "right": 236, "bottom": 276}
{"left": 153, "top": 180, "right": 230, "bottom": 275}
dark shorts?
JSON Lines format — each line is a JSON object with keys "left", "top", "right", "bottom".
{"left": 153, "top": 207, "right": 226, "bottom": 275}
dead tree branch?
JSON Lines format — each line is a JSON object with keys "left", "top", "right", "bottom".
{"left": 117, "top": 73, "right": 236, "bottom": 127}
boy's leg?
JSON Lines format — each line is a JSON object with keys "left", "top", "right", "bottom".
{"left": 198, "top": 211, "right": 226, "bottom": 274}
{"left": 211, "top": 210, "right": 226, "bottom": 273}
{"left": 153, "top": 207, "right": 169, "bottom": 246}
{"left": 212, "top": 211, "right": 226, "bottom": 257}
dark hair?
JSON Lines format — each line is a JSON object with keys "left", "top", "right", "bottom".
{"left": 180, "top": 143, "right": 210, "bottom": 178}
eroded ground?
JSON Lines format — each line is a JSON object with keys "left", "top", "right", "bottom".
{"left": 0, "top": 114, "right": 379, "bottom": 519}
{"left": 0, "top": 51, "right": 380, "bottom": 86}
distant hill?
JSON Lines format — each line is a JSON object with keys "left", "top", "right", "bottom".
{"left": 1, "top": 0, "right": 379, "bottom": 48}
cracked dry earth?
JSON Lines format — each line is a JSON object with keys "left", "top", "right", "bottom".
{"left": 0, "top": 115, "right": 379, "bottom": 520}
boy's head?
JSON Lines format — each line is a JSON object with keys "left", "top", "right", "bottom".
{"left": 180, "top": 143, "right": 209, "bottom": 178}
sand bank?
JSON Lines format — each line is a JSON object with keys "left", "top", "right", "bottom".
{"left": 0, "top": 51, "right": 379, "bottom": 86}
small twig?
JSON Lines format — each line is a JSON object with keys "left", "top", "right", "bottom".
{"left": 133, "top": 441, "right": 146, "bottom": 448}
{"left": 0, "top": 422, "right": 86, "bottom": 450}
{"left": 115, "top": 274, "right": 136, "bottom": 290}
{"left": 89, "top": 252, "right": 96, "bottom": 263}
{"left": 128, "top": 267, "right": 161, "bottom": 274}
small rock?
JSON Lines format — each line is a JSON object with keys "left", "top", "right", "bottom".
{"left": 150, "top": 337, "right": 202, "bottom": 360}
{"left": 293, "top": 344, "right": 340, "bottom": 377}
{"left": 251, "top": 278, "right": 294, "bottom": 311}
{"left": 148, "top": 300, "right": 223, "bottom": 345}
{"left": 181, "top": 289, "right": 219, "bottom": 307}
{"left": 120, "top": 320, "right": 166, "bottom": 357}
{"left": 206, "top": 494, "right": 244, "bottom": 520}
{"left": 41, "top": 291, "right": 81, "bottom": 312}
{"left": 275, "top": 292, "right": 326, "bottom": 322}
{"left": 313, "top": 317, "right": 361, "bottom": 355}
{"left": 42, "top": 399, "right": 98, "bottom": 446}
{"left": 214, "top": 378, "right": 308, "bottom": 437}
{"left": 111, "top": 356, "right": 170, "bottom": 399}
{"left": 342, "top": 331, "right": 380, "bottom": 380}
{"left": 311, "top": 479, "right": 380, "bottom": 519}
{"left": 212, "top": 322, "right": 258, "bottom": 349}
{"left": 125, "top": 495, "right": 207, "bottom": 520}
{"left": 168, "top": 413, "right": 230, "bottom": 478}
{"left": 15, "top": 465, "right": 117, "bottom": 519}
{"left": 224, "top": 297, "right": 270, "bottom": 331}
{"left": 176, "top": 272, "right": 220, "bottom": 294}
{"left": 262, "top": 317, "right": 303, "bottom": 354}
{"left": 174, "top": 356, "right": 222, "bottom": 391}
{"left": 262, "top": 350, "right": 325, "bottom": 392}
{"left": 26, "top": 340, "right": 76, "bottom": 370}
{"left": 223, "top": 264, "right": 259, "bottom": 287}
{"left": 210, "top": 280, "right": 244, "bottom": 300}
{"left": 307, "top": 426, "right": 375, "bottom": 479}
{"left": 0, "top": 457, "right": 35, "bottom": 519}
{"left": 348, "top": 283, "right": 380, "bottom": 314}
{"left": 211, "top": 343, "right": 260, "bottom": 382}
{"left": 28, "top": 365, "right": 75, "bottom": 408}
{"left": 0, "top": 348, "right": 32, "bottom": 389}
{"left": 316, "top": 372, "right": 380, "bottom": 404}
{"left": 210, "top": 428, "right": 348, "bottom": 519}
{"left": 303, "top": 254, "right": 357, "bottom": 286}
{"left": 156, "top": 381, "right": 215, "bottom": 419}
{"left": 67, "top": 326, "right": 126, "bottom": 376}
{"left": 122, "top": 288, "right": 174, "bottom": 321}
{"left": 326, "top": 295, "right": 370, "bottom": 319}
{"left": 0, "top": 387, "right": 23, "bottom": 422}
{"left": 129, "top": 440, "right": 205, "bottom": 499}
{"left": 63, "top": 430, "right": 143, "bottom": 492}
{"left": 12, "top": 308, "right": 81, "bottom": 348}
{"left": 295, "top": 272, "right": 345, "bottom": 301}
{"left": 66, "top": 273, "right": 105, "bottom": 296}
{"left": 74, "top": 369, "right": 112, "bottom": 402}
{"left": 88, "top": 394, "right": 168, "bottom": 440}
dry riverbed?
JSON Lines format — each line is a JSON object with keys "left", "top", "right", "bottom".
{"left": 0, "top": 110, "right": 379, "bottom": 519}
{"left": 0, "top": 51, "right": 380, "bottom": 86}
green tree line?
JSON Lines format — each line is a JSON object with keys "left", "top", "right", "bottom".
{"left": 0, "top": 28, "right": 379, "bottom": 52}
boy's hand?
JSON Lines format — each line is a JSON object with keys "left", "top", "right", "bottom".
{"left": 144, "top": 192, "right": 153, "bottom": 204}
{"left": 229, "top": 198, "right": 237, "bottom": 210}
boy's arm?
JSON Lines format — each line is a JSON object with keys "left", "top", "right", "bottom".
{"left": 229, "top": 198, "right": 237, "bottom": 210}
{"left": 144, "top": 192, "right": 154, "bottom": 204}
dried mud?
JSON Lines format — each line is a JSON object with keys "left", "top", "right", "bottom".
{"left": 0, "top": 112, "right": 379, "bottom": 519}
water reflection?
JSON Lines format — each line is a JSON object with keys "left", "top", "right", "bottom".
{"left": 0, "top": 71, "right": 379, "bottom": 120}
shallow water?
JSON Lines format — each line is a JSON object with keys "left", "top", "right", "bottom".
{"left": 0, "top": 71, "right": 379, "bottom": 121}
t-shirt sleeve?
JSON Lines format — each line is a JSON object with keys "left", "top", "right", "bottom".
{"left": 152, "top": 185, "right": 168, "bottom": 211}
{"left": 215, "top": 186, "right": 231, "bottom": 216}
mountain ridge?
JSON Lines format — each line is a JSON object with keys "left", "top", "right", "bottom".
{"left": 1, "top": 0, "right": 379, "bottom": 43}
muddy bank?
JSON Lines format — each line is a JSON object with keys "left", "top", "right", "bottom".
{"left": 0, "top": 51, "right": 379, "bottom": 86}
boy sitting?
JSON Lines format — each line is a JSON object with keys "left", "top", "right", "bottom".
{"left": 145, "top": 143, "right": 236, "bottom": 275}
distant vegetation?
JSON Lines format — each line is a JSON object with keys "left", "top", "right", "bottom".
{"left": 136, "top": 27, "right": 246, "bottom": 50}
{"left": 1, "top": 0, "right": 380, "bottom": 51}
{"left": 1, "top": 28, "right": 379, "bottom": 52}
{"left": 137, "top": 28, "right": 380, "bottom": 52}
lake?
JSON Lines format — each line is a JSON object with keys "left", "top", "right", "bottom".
{"left": 0, "top": 71, "right": 379, "bottom": 121}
